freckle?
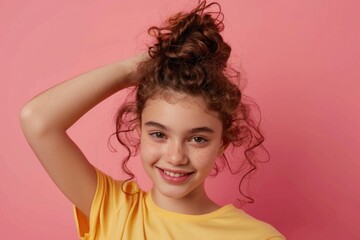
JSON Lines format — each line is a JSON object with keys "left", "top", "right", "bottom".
{"left": 189, "top": 149, "right": 205, "bottom": 163}
{"left": 151, "top": 147, "right": 163, "bottom": 159}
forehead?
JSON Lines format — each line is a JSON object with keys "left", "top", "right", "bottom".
{"left": 141, "top": 92, "right": 222, "bottom": 131}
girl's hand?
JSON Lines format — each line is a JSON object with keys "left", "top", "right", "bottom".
{"left": 121, "top": 51, "right": 150, "bottom": 87}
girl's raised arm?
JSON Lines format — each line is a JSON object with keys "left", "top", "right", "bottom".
{"left": 19, "top": 53, "right": 146, "bottom": 218}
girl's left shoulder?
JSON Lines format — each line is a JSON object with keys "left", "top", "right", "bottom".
{"left": 222, "top": 205, "right": 286, "bottom": 239}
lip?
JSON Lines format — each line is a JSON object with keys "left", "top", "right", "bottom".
{"left": 156, "top": 167, "right": 194, "bottom": 184}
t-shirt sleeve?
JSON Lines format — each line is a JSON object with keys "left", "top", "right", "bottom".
{"left": 231, "top": 208, "right": 286, "bottom": 240}
{"left": 267, "top": 237, "right": 286, "bottom": 240}
{"left": 73, "top": 168, "right": 126, "bottom": 239}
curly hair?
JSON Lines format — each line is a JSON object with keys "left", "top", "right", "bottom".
{"left": 110, "top": 0, "right": 268, "bottom": 204}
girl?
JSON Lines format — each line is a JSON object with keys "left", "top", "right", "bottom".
{"left": 20, "top": 1, "right": 285, "bottom": 239}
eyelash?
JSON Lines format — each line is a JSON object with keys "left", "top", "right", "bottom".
{"left": 190, "top": 136, "right": 208, "bottom": 143}
{"left": 149, "top": 132, "right": 208, "bottom": 144}
{"left": 149, "top": 132, "right": 166, "bottom": 139}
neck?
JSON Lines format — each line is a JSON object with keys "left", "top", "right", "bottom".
{"left": 150, "top": 184, "right": 220, "bottom": 215}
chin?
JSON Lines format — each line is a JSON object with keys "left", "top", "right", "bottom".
{"left": 156, "top": 179, "right": 206, "bottom": 200}
{"left": 157, "top": 184, "right": 190, "bottom": 198}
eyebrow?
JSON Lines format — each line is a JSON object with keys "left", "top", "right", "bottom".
{"left": 144, "top": 121, "right": 168, "bottom": 131}
{"left": 144, "top": 121, "right": 215, "bottom": 134}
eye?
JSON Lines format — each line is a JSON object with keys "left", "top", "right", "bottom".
{"left": 190, "top": 136, "right": 208, "bottom": 143}
{"left": 149, "top": 132, "right": 166, "bottom": 139}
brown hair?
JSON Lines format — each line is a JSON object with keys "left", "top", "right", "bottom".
{"left": 110, "top": 1, "right": 268, "bottom": 204}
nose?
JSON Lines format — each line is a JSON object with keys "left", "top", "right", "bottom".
{"left": 166, "top": 140, "right": 188, "bottom": 165}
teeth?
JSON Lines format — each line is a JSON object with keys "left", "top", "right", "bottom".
{"left": 163, "top": 170, "right": 188, "bottom": 178}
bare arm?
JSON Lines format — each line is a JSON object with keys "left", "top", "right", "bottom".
{"left": 19, "top": 53, "right": 146, "bottom": 218}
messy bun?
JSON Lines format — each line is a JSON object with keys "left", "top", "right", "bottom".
{"left": 146, "top": 1, "right": 230, "bottom": 86}
{"left": 113, "top": 1, "right": 267, "bottom": 204}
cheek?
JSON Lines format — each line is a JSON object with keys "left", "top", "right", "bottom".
{"left": 189, "top": 148, "right": 217, "bottom": 170}
{"left": 140, "top": 140, "right": 162, "bottom": 164}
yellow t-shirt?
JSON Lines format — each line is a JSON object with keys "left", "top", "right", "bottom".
{"left": 73, "top": 168, "right": 285, "bottom": 240}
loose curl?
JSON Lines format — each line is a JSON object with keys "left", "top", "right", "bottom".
{"left": 110, "top": 0, "right": 268, "bottom": 204}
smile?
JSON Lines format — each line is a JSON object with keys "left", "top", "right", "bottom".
{"left": 157, "top": 167, "right": 194, "bottom": 184}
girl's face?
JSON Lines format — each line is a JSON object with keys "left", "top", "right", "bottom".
{"left": 140, "top": 91, "right": 224, "bottom": 202}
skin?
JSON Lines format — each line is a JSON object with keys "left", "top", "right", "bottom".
{"left": 20, "top": 50, "right": 225, "bottom": 219}
{"left": 140, "top": 91, "right": 225, "bottom": 215}
{"left": 20, "top": 53, "right": 148, "bottom": 219}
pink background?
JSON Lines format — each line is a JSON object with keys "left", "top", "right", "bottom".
{"left": 1, "top": 0, "right": 359, "bottom": 239}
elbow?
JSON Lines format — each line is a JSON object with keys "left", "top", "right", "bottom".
{"left": 19, "top": 103, "right": 49, "bottom": 136}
